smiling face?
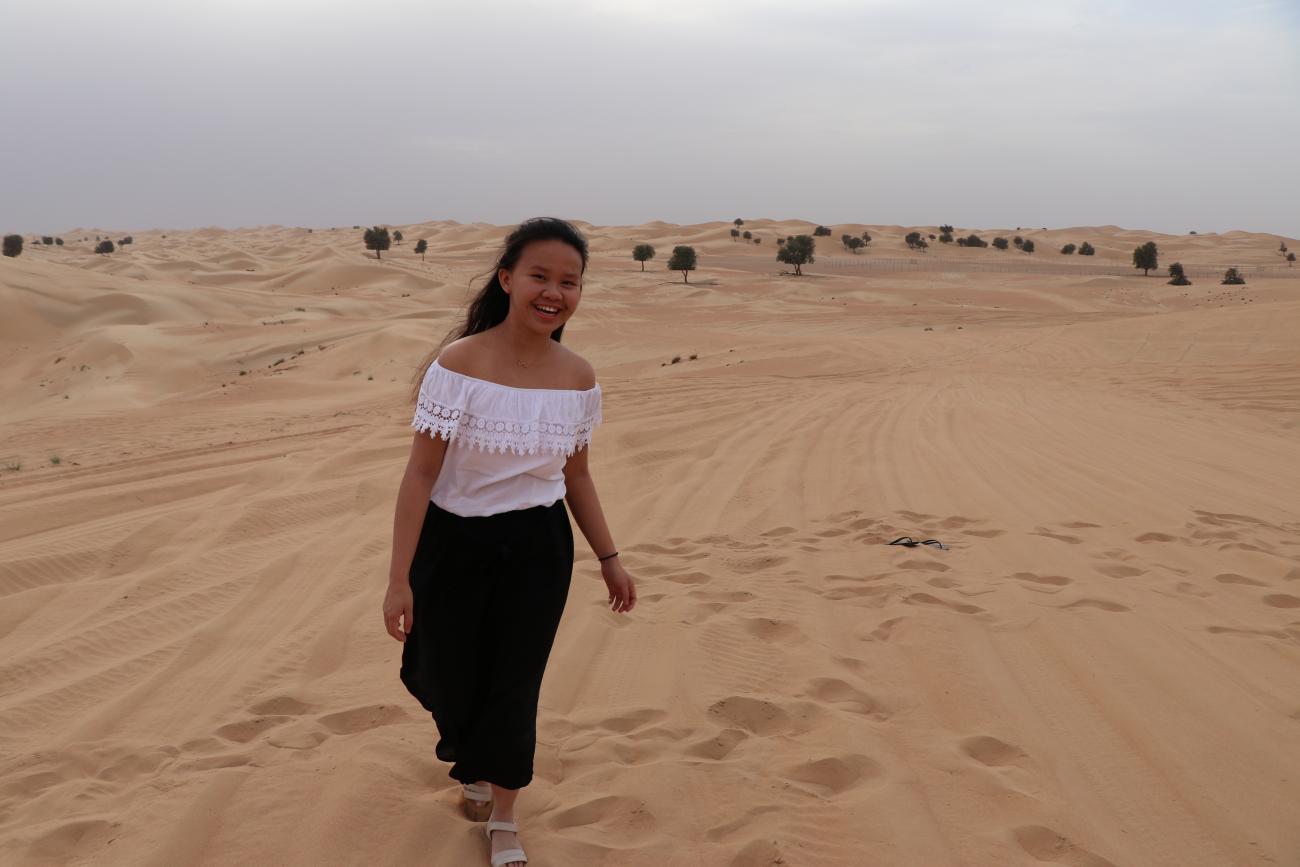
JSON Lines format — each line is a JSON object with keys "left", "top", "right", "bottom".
{"left": 500, "top": 238, "right": 584, "bottom": 332}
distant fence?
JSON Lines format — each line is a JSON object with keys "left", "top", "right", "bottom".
{"left": 709, "top": 254, "right": 1292, "bottom": 280}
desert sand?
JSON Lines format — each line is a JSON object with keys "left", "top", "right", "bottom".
{"left": 1, "top": 220, "right": 1298, "bottom": 866}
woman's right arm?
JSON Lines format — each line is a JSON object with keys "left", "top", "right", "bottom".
{"left": 383, "top": 430, "right": 450, "bottom": 642}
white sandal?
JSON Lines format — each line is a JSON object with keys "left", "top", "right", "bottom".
{"left": 483, "top": 819, "right": 528, "bottom": 866}
{"left": 461, "top": 782, "right": 493, "bottom": 821}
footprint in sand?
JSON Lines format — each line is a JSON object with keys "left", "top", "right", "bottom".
{"left": 803, "top": 677, "right": 891, "bottom": 720}
{"left": 706, "top": 695, "right": 823, "bottom": 736}
{"left": 546, "top": 794, "right": 658, "bottom": 842}
{"left": 683, "top": 727, "right": 748, "bottom": 760}
{"left": 959, "top": 735, "right": 1029, "bottom": 768}
{"left": 1029, "top": 527, "right": 1084, "bottom": 545}
{"left": 895, "top": 558, "right": 951, "bottom": 573}
{"left": 1134, "top": 532, "right": 1177, "bottom": 543}
{"left": 1061, "top": 598, "right": 1130, "bottom": 613}
{"left": 861, "top": 616, "right": 907, "bottom": 642}
{"left": 1060, "top": 521, "right": 1101, "bottom": 529}
{"left": 739, "top": 616, "right": 806, "bottom": 644}
{"left": 1262, "top": 593, "right": 1300, "bottom": 609}
{"left": 1205, "top": 625, "right": 1291, "bottom": 642}
{"left": 1012, "top": 824, "right": 1118, "bottom": 867}
{"left": 961, "top": 528, "right": 1006, "bottom": 538}
{"left": 1011, "top": 572, "right": 1073, "bottom": 589}
{"left": 778, "top": 753, "right": 886, "bottom": 797}
{"left": 904, "top": 592, "right": 984, "bottom": 615}
{"left": 1095, "top": 564, "right": 1146, "bottom": 579}
{"left": 1213, "top": 573, "right": 1269, "bottom": 586}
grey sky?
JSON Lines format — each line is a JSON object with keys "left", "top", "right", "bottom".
{"left": 4, "top": 0, "right": 1298, "bottom": 236}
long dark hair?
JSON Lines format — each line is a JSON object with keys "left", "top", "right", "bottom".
{"left": 409, "top": 217, "right": 589, "bottom": 403}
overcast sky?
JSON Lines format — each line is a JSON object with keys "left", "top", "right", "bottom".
{"left": 4, "top": 0, "right": 1298, "bottom": 236}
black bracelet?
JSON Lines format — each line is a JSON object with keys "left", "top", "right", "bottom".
{"left": 597, "top": 550, "right": 619, "bottom": 561}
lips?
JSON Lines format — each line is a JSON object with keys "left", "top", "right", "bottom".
{"left": 533, "top": 303, "right": 561, "bottom": 319}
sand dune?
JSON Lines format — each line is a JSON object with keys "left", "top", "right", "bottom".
{"left": 1, "top": 221, "right": 1298, "bottom": 866}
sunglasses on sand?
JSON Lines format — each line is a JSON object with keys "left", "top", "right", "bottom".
{"left": 888, "top": 536, "right": 949, "bottom": 550}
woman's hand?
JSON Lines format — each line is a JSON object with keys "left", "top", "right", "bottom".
{"left": 383, "top": 581, "right": 414, "bottom": 642}
{"left": 600, "top": 558, "right": 637, "bottom": 614}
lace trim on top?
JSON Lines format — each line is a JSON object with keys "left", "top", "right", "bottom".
{"left": 411, "top": 360, "right": 603, "bottom": 456}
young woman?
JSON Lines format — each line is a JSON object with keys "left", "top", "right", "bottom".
{"left": 383, "top": 217, "right": 636, "bottom": 867}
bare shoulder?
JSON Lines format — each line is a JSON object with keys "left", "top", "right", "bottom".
{"left": 435, "top": 336, "right": 483, "bottom": 377}
{"left": 559, "top": 347, "right": 597, "bottom": 390}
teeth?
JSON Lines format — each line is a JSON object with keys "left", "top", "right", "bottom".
{"left": 535, "top": 305, "right": 559, "bottom": 314}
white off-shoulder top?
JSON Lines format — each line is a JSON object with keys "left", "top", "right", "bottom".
{"left": 411, "top": 358, "right": 603, "bottom": 517}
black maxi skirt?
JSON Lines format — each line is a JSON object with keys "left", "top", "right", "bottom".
{"left": 399, "top": 496, "right": 574, "bottom": 791}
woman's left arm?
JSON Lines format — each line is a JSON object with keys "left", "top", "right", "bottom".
{"left": 563, "top": 446, "right": 636, "bottom": 614}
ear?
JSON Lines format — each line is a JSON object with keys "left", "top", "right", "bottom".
{"left": 499, "top": 267, "right": 511, "bottom": 294}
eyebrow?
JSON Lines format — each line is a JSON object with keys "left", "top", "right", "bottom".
{"left": 528, "top": 265, "right": 580, "bottom": 278}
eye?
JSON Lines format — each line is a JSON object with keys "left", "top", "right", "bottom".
{"left": 532, "top": 274, "right": 545, "bottom": 281}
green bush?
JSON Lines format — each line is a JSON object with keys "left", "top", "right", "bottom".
{"left": 776, "top": 234, "right": 815, "bottom": 275}
{"left": 730, "top": 228, "right": 740, "bottom": 241}
{"left": 1061, "top": 243, "right": 1076, "bottom": 255}
{"left": 667, "top": 245, "right": 696, "bottom": 283}
{"left": 1221, "top": 267, "right": 1245, "bottom": 285}
{"left": 633, "top": 243, "right": 655, "bottom": 271}
{"left": 1168, "top": 262, "right": 1191, "bottom": 285}
{"left": 1132, "top": 241, "right": 1158, "bottom": 275}
{"left": 2, "top": 235, "right": 22, "bottom": 257}
{"left": 1079, "top": 241, "right": 1096, "bottom": 255}
{"left": 1022, "top": 239, "right": 1035, "bottom": 253}
{"left": 363, "top": 226, "right": 391, "bottom": 259}
{"left": 95, "top": 240, "right": 114, "bottom": 255}
{"left": 813, "top": 225, "right": 832, "bottom": 237}
{"left": 992, "top": 237, "right": 1009, "bottom": 250}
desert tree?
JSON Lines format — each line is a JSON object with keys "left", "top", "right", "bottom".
{"left": 1221, "top": 267, "right": 1245, "bottom": 285}
{"left": 1061, "top": 243, "right": 1076, "bottom": 255}
{"left": 414, "top": 239, "right": 428, "bottom": 261}
{"left": 364, "top": 226, "right": 391, "bottom": 259}
{"left": 1022, "top": 239, "right": 1035, "bottom": 253}
{"left": 95, "top": 240, "right": 115, "bottom": 255}
{"left": 939, "top": 231, "right": 953, "bottom": 243}
{"left": 41, "top": 235, "right": 54, "bottom": 245}
{"left": 904, "top": 231, "right": 923, "bottom": 249}
{"left": 55, "top": 238, "right": 63, "bottom": 246}
{"left": 915, "top": 237, "right": 929, "bottom": 250}
{"left": 2, "top": 234, "right": 22, "bottom": 257}
{"left": 1132, "top": 241, "right": 1158, "bottom": 275}
{"left": 734, "top": 218, "right": 744, "bottom": 227}
{"left": 1013, "top": 235, "right": 1023, "bottom": 247}
{"left": 119, "top": 236, "right": 133, "bottom": 245}
{"left": 847, "top": 237, "right": 864, "bottom": 253}
{"left": 776, "top": 234, "right": 815, "bottom": 276}
{"left": 393, "top": 230, "right": 403, "bottom": 244}
{"left": 962, "top": 234, "right": 988, "bottom": 248}
{"left": 667, "top": 246, "right": 697, "bottom": 283}
{"left": 939, "top": 224, "right": 954, "bottom": 234}
{"left": 992, "top": 237, "right": 1009, "bottom": 250}
{"left": 730, "top": 228, "right": 740, "bottom": 241}
{"left": 1168, "top": 262, "right": 1191, "bottom": 285}
{"left": 1280, "top": 241, "right": 1288, "bottom": 253}
{"left": 860, "top": 231, "right": 872, "bottom": 245}
{"left": 753, "top": 237, "right": 762, "bottom": 245}
{"left": 742, "top": 230, "right": 752, "bottom": 240}
{"left": 633, "top": 243, "right": 655, "bottom": 271}
{"left": 813, "top": 225, "right": 832, "bottom": 237}
{"left": 1288, "top": 252, "right": 1296, "bottom": 266}
{"left": 1079, "top": 241, "right": 1096, "bottom": 256}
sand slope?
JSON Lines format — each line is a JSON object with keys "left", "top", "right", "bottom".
{"left": 1, "top": 221, "right": 1298, "bottom": 866}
